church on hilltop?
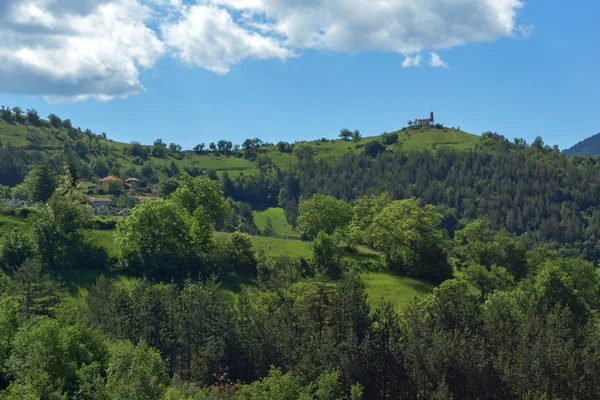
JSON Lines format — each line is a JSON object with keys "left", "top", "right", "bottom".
{"left": 418, "top": 111, "right": 435, "bottom": 126}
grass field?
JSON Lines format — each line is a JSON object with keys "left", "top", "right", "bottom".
{"left": 362, "top": 272, "right": 434, "bottom": 310}
{"left": 396, "top": 126, "right": 480, "bottom": 151}
{"left": 0, "top": 215, "right": 26, "bottom": 235}
{"left": 1, "top": 213, "right": 434, "bottom": 310}
{"left": 252, "top": 207, "right": 298, "bottom": 238}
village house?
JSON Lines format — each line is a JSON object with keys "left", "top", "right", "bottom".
{"left": 88, "top": 197, "right": 113, "bottom": 210}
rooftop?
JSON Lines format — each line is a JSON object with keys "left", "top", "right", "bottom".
{"left": 88, "top": 197, "right": 113, "bottom": 203}
{"left": 98, "top": 176, "right": 122, "bottom": 182}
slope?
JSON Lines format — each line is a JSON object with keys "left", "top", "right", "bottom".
{"left": 564, "top": 132, "right": 600, "bottom": 157}
{"left": 0, "top": 110, "right": 480, "bottom": 190}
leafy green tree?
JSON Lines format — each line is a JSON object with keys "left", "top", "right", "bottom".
{"left": 453, "top": 219, "right": 528, "bottom": 278}
{"left": 105, "top": 340, "right": 169, "bottom": 400}
{"left": 339, "top": 128, "right": 352, "bottom": 141}
{"left": 350, "top": 192, "right": 393, "bottom": 245}
{"left": 312, "top": 231, "right": 341, "bottom": 277}
{"left": 6, "top": 317, "right": 71, "bottom": 398}
{"left": 169, "top": 173, "right": 229, "bottom": 226}
{"left": 0, "top": 294, "right": 20, "bottom": 382}
{"left": 0, "top": 228, "right": 35, "bottom": 272}
{"left": 62, "top": 118, "right": 72, "bottom": 129}
{"left": 462, "top": 263, "right": 514, "bottom": 301}
{"left": 26, "top": 108, "right": 40, "bottom": 126}
{"left": 30, "top": 193, "right": 91, "bottom": 269}
{"left": 297, "top": 194, "right": 353, "bottom": 238}
{"left": 47, "top": 114, "right": 62, "bottom": 128}
{"left": 226, "top": 232, "right": 257, "bottom": 275}
{"left": 115, "top": 198, "right": 192, "bottom": 275}
{"left": 169, "top": 142, "right": 182, "bottom": 154}
{"left": 11, "top": 106, "right": 23, "bottom": 120}
{"left": 193, "top": 143, "right": 205, "bottom": 154}
{"left": 158, "top": 177, "right": 179, "bottom": 197}
{"left": 189, "top": 205, "right": 214, "bottom": 256}
{"left": 152, "top": 139, "right": 167, "bottom": 158}
{"left": 370, "top": 198, "right": 452, "bottom": 283}
{"left": 352, "top": 130, "right": 362, "bottom": 148}
{"left": 28, "top": 161, "right": 57, "bottom": 203}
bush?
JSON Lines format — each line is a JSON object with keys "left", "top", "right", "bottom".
{"left": 381, "top": 132, "right": 399, "bottom": 145}
{"left": 364, "top": 141, "right": 386, "bottom": 157}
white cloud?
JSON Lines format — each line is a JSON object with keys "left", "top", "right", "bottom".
{"left": 0, "top": 0, "right": 164, "bottom": 101}
{"left": 161, "top": 4, "right": 293, "bottom": 74}
{"left": 0, "top": 0, "right": 527, "bottom": 101}
{"left": 429, "top": 52, "right": 448, "bottom": 68}
{"left": 211, "top": 0, "right": 525, "bottom": 53}
{"left": 402, "top": 54, "right": 421, "bottom": 68}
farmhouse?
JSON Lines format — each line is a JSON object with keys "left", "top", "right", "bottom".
{"left": 418, "top": 111, "right": 435, "bottom": 126}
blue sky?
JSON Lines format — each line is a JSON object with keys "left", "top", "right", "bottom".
{"left": 0, "top": 0, "right": 598, "bottom": 150}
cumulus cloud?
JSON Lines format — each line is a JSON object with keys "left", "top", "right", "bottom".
{"left": 0, "top": 0, "right": 527, "bottom": 101}
{"left": 211, "top": 0, "right": 526, "bottom": 53}
{"left": 161, "top": 4, "right": 293, "bottom": 74}
{"left": 402, "top": 55, "right": 421, "bottom": 68}
{"left": 0, "top": 0, "right": 164, "bottom": 101}
{"left": 429, "top": 52, "right": 448, "bottom": 68}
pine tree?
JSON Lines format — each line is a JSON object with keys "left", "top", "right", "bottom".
{"left": 29, "top": 161, "right": 57, "bottom": 203}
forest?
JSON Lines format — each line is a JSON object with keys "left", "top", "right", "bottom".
{"left": 2, "top": 109, "right": 600, "bottom": 399}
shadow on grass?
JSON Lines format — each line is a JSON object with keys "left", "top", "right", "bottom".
{"left": 219, "top": 273, "right": 257, "bottom": 294}
{"left": 53, "top": 267, "right": 118, "bottom": 297}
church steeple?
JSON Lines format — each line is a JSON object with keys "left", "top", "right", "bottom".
{"left": 430, "top": 111, "right": 434, "bottom": 123}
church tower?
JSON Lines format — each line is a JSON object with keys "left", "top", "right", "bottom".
{"left": 430, "top": 111, "right": 434, "bottom": 123}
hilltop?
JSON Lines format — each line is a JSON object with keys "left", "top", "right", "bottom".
{"left": 564, "top": 132, "right": 600, "bottom": 157}
{"left": 0, "top": 108, "right": 479, "bottom": 189}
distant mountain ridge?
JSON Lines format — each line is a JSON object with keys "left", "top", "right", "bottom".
{"left": 564, "top": 133, "right": 600, "bottom": 156}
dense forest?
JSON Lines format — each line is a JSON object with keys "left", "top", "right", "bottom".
{"left": 2, "top": 108, "right": 600, "bottom": 399}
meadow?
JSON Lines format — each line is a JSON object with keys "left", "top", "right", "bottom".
{"left": 1, "top": 212, "right": 434, "bottom": 310}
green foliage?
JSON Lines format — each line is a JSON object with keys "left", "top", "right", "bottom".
{"left": 312, "top": 231, "right": 341, "bottom": 277}
{"left": 297, "top": 194, "right": 353, "bottom": 239}
{"left": 190, "top": 205, "right": 214, "bottom": 255}
{"left": 0, "top": 294, "right": 20, "bottom": 381}
{"left": 170, "top": 173, "right": 229, "bottom": 226}
{"left": 226, "top": 232, "right": 257, "bottom": 275}
{"left": 105, "top": 340, "right": 169, "bottom": 400}
{"left": 11, "top": 260, "right": 62, "bottom": 317}
{"left": 350, "top": 192, "right": 393, "bottom": 245}
{"left": 27, "top": 161, "right": 57, "bottom": 203}
{"left": 0, "top": 228, "right": 35, "bottom": 272}
{"left": 29, "top": 193, "right": 94, "bottom": 269}
{"left": 5, "top": 316, "right": 106, "bottom": 399}
{"left": 363, "top": 141, "right": 386, "bottom": 157}
{"left": 453, "top": 219, "right": 527, "bottom": 278}
{"left": 115, "top": 198, "right": 192, "bottom": 275}
{"left": 370, "top": 198, "right": 452, "bottom": 283}
{"left": 236, "top": 367, "right": 347, "bottom": 400}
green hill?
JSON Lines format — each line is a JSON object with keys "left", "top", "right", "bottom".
{"left": 564, "top": 132, "right": 600, "bottom": 157}
{"left": 0, "top": 111, "right": 479, "bottom": 191}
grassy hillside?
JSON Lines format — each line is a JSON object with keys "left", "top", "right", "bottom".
{"left": 363, "top": 272, "right": 434, "bottom": 310}
{"left": 0, "top": 114, "right": 479, "bottom": 188}
{"left": 253, "top": 207, "right": 299, "bottom": 238}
